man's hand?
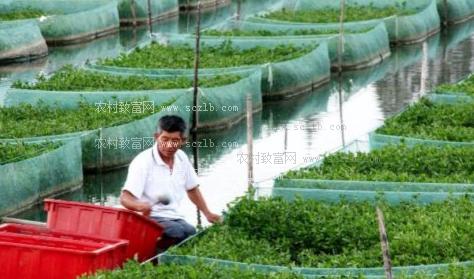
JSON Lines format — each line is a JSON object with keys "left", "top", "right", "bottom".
{"left": 187, "top": 187, "right": 221, "bottom": 224}
{"left": 121, "top": 190, "right": 152, "bottom": 216}
{"left": 204, "top": 212, "right": 222, "bottom": 224}
{"left": 137, "top": 202, "right": 152, "bottom": 217}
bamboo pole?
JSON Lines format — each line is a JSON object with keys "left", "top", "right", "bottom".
{"left": 98, "top": 127, "right": 105, "bottom": 206}
{"left": 193, "top": 1, "right": 202, "bottom": 226}
{"left": 192, "top": 2, "right": 202, "bottom": 134}
{"left": 147, "top": 0, "right": 153, "bottom": 33}
{"left": 130, "top": 0, "right": 137, "bottom": 27}
{"left": 236, "top": 0, "right": 241, "bottom": 20}
{"left": 376, "top": 207, "right": 393, "bottom": 279}
{"left": 337, "top": 0, "right": 345, "bottom": 73}
{"left": 443, "top": 0, "right": 448, "bottom": 27}
{"left": 337, "top": 76, "right": 346, "bottom": 147}
{"left": 246, "top": 94, "right": 253, "bottom": 191}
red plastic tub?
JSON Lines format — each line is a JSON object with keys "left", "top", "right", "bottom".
{"left": 0, "top": 232, "right": 127, "bottom": 279}
{"left": 44, "top": 199, "right": 164, "bottom": 261}
{"left": 0, "top": 223, "right": 128, "bottom": 267}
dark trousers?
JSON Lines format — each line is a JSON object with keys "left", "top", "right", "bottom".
{"left": 152, "top": 217, "right": 196, "bottom": 252}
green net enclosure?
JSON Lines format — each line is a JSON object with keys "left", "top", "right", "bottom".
{"left": 205, "top": 19, "right": 391, "bottom": 70}
{"left": 44, "top": 36, "right": 123, "bottom": 71}
{"left": 436, "top": 0, "right": 474, "bottom": 25}
{"left": 0, "top": 98, "right": 191, "bottom": 172}
{"left": 432, "top": 93, "right": 474, "bottom": 102}
{"left": 0, "top": 0, "right": 120, "bottom": 45}
{"left": 4, "top": 68, "right": 261, "bottom": 132}
{"left": 268, "top": 139, "right": 474, "bottom": 206}
{"left": 160, "top": 195, "right": 474, "bottom": 278}
{"left": 0, "top": 21, "right": 48, "bottom": 64}
{"left": 177, "top": 3, "right": 234, "bottom": 33}
{"left": 178, "top": 0, "right": 231, "bottom": 11}
{"left": 88, "top": 39, "right": 331, "bottom": 100}
{"left": 117, "top": 0, "right": 179, "bottom": 26}
{"left": 0, "top": 139, "right": 83, "bottom": 216}
{"left": 434, "top": 73, "right": 474, "bottom": 97}
{"left": 249, "top": 0, "right": 440, "bottom": 45}
{"left": 370, "top": 95, "right": 474, "bottom": 148}
{"left": 89, "top": 261, "right": 309, "bottom": 279}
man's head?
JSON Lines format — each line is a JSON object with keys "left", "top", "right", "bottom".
{"left": 155, "top": 115, "right": 187, "bottom": 159}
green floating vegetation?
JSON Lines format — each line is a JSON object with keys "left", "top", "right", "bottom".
{"left": 13, "top": 65, "right": 242, "bottom": 91}
{"left": 0, "top": 8, "right": 55, "bottom": 21}
{"left": 436, "top": 75, "right": 474, "bottom": 96}
{"left": 100, "top": 41, "right": 314, "bottom": 69}
{"left": 262, "top": 5, "right": 415, "bottom": 23}
{"left": 0, "top": 99, "right": 171, "bottom": 139}
{"left": 284, "top": 144, "right": 474, "bottom": 184}
{"left": 376, "top": 98, "right": 474, "bottom": 142}
{"left": 201, "top": 28, "right": 370, "bottom": 37}
{"left": 86, "top": 261, "right": 305, "bottom": 279}
{"left": 170, "top": 197, "right": 474, "bottom": 269}
{"left": 0, "top": 142, "right": 61, "bottom": 165}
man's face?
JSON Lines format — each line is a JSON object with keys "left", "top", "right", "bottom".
{"left": 155, "top": 131, "right": 184, "bottom": 158}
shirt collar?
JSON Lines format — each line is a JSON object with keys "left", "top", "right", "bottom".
{"left": 152, "top": 142, "right": 182, "bottom": 166}
{"left": 152, "top": 142, "right": 168, "bottom": 166}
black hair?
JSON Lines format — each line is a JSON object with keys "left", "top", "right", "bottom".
{"left": 157, "top": 115, "right": 187, "bottom": 135}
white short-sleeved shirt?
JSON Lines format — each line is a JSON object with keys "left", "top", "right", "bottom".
{"left": 122, "top": 143, "right": 199, "bottom": 219}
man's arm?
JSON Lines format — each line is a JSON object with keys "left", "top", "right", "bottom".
{"left": 187, "top": 187, "right": 221, "bottom": 223}
{"left": 120, "top": 190, "right": 152, "bottom": 216}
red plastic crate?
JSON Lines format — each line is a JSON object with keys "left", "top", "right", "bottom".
{"left": 0, "top": 232, "right": 127, "bottom": 279}
{"left": 0, "top": 223, "right": 128, "bottom": 268}
{"left": 44, "top": 199, "right": 164, "bottom": 261}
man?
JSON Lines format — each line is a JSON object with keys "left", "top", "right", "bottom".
{"left": 120, "top": 115, "right": 221, "bottom": 246}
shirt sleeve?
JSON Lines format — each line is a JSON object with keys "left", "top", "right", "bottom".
{"left": 182, "top": 152, "right": 199, "bottom": 191}
{"left": 122, "top": 155, "right": 147, "bottom": 199}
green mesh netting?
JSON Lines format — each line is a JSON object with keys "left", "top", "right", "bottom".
{"left": 0, "top": 21, "right": 48, "bottom": 64}
{"left": 231, "top": 0, "right": 288, "bottom": 19}
{"left": 3, "top": 87, "right": 184, "bottom": 110}
{"left": 0, "top": 0, "right": 120, "bottom": 45}
{"left": 369, "top": 132, "right": 474, "bottom": 149}
{"left": 434, "top": 73, "right": 474, "bottom": 99}
{"left": 162, "top": 30, "right": 324, "bottom": 49}
{"left": 369, "top": 94, "right": 474, "bottom": 148}
{"left": 161, "top": 140, "right": 474, "bottom": 278}
{"left": 178, "top": 0, "right": 230, "bottom": 10}
{"left": 436, "top": 0, "right": 474, "bottom": 25}
{"left": 270, "top": 181, "right": 474, "bottom": 206}
{"left": 445, "top": 19, "right": 474, "bottom": 48}
{"left": 431, "top": 93, "right": 473, "bottom": 102}
{"left": 0, "top": 97, "right": 191, "bottom": 171}
{"left": 4, "top": 69, "right": 261, "bottom": 131}
{"left": 160, "top": 232, "right": 473, "bottom": 278}
{"left": 117, "top": 0, "right": 179, "bottom": 26}
{"left": 263, "top": 138, "right": 474, "bottom": 206}
{"left": 45, "top": 35, "right": 123, "bottom": 72}
{"left": 204, "top": 20, "right": 391, "bottom": 70}
{"left": 177, "top": 3, "right": 234, "bottom": 33}
{"left": 119, "top": 18, "right": 180, "bottom": 51}
{"left": 0, "top": 139, "right": 83, "bottom": 216}
{"left": 273, "top": 179, "right": 474, "bottom": 193}
{"left": 87, "top": 40, "right": 330, "bottom": 100}
{"left": 248, "top": 0, "right": 440, "bottom": 45}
